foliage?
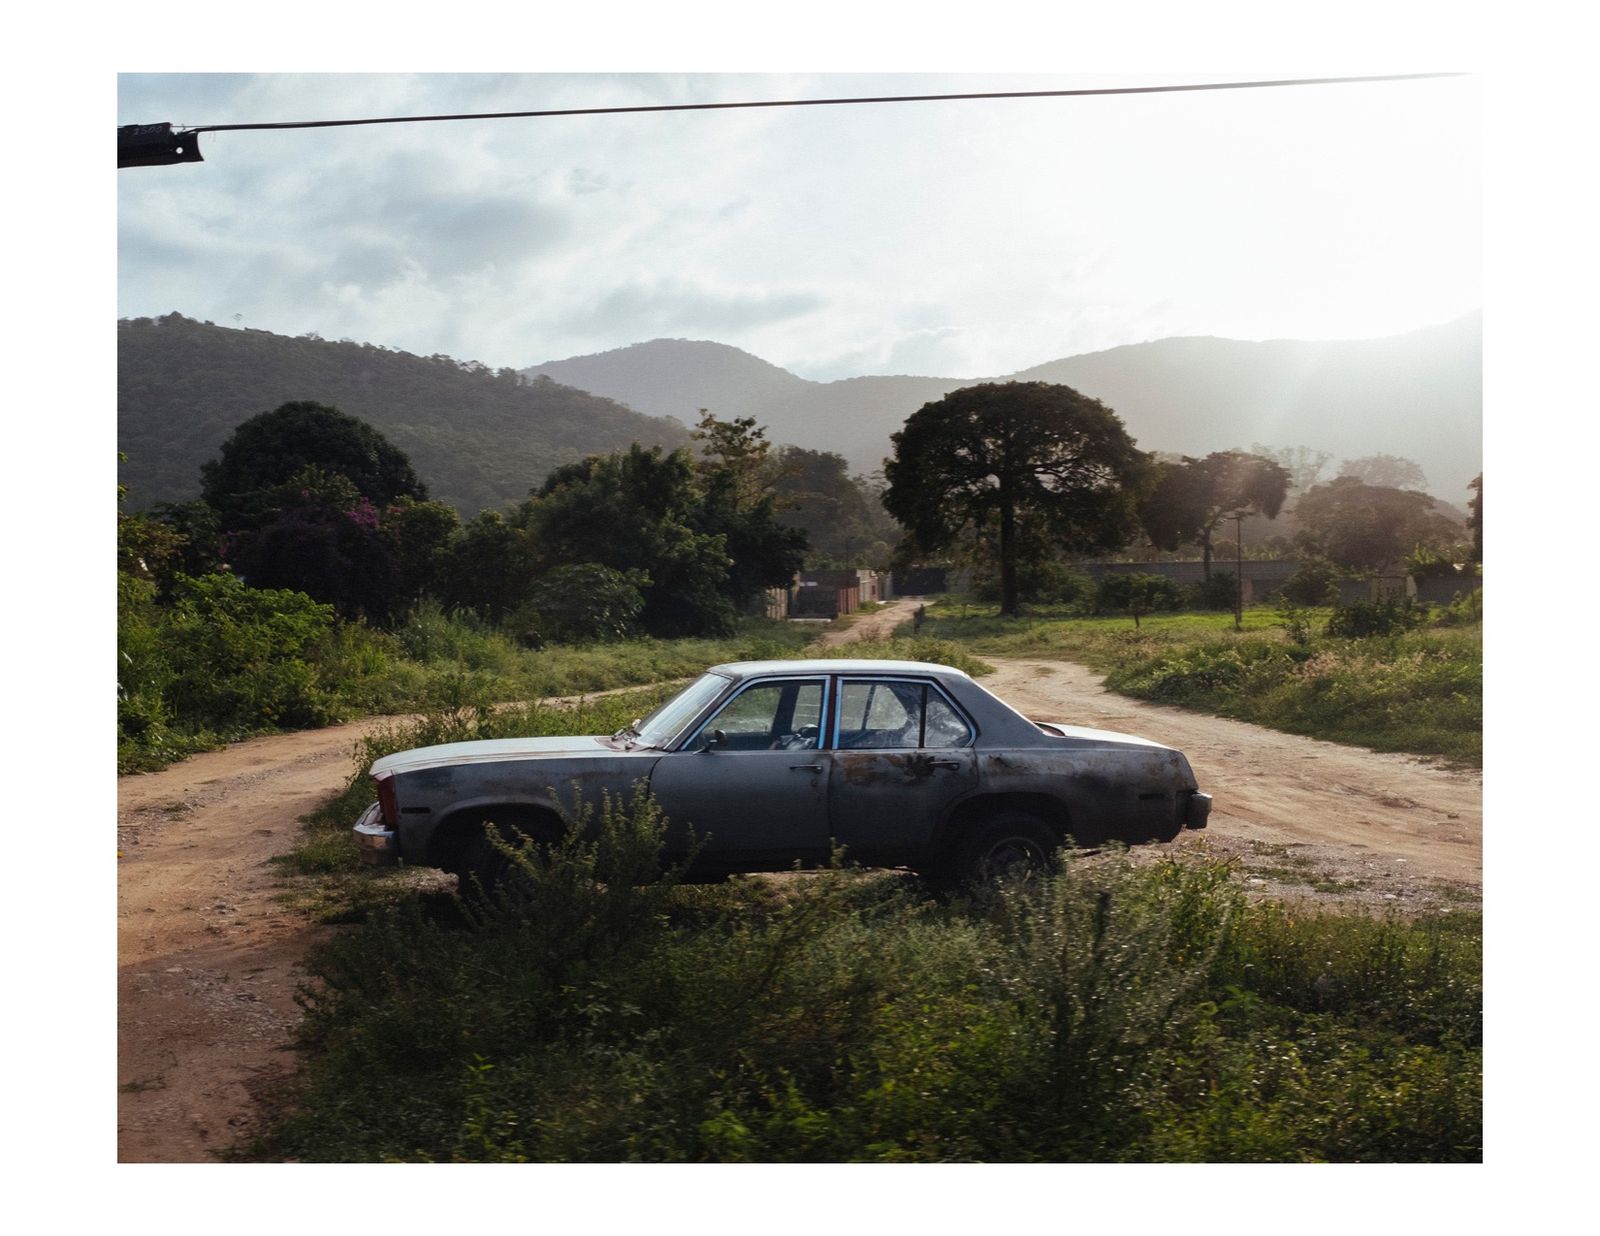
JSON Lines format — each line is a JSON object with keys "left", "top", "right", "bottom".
{"left": 522, "top": 442, "right": 805, "bottom": 638}
{"left": 434, "top": 510, "right": 537, "bottom": 624}
{"left": 770, "top": 445, "right": 901, "bottom": 569}
{"left": 248, "top": 826, "right": 1480, "bottom": 1163}
{"left": 1336, "top": 453, "right": 1428, "bottom": 491}
{"left": 884, "top": 382, "right": 1148, "bottom": 618}
{"left": 1278, "top": 556, "right": 1346, "bottom": 606}
{"left": 519, "top": 563, "right": 648, "bottom": 644}
{"left": 1247, "top": 443, "right": 1332, "bottom": 495}
{"left": 1292, "top": 478, "right": 1461, "bottom": 572}
{"left": 1096, "top": 573, "right": 1182, "bottom": 627}
{"left": 914, "top": 602, "right": 1480, "bottom": 765}
{"left": 1466, "top": 473, "right": 1482, "bottom": 563}
{"left": 200, "top": 400, "right": 427, "bottom": 530}
{"left": 1138, "top": 451, "right": 1290, "bottom": 580}
{"left": 1325, "top": 595, "right": 1431, "bottom": 639}
{"left": 223, "top": 466, "right": 403, "bottom": 624}
{"left": 118, "top": 570, "right": 345, "bottom": 769}
{"left": 118, "top": 315, "right": 688, "bottom": 516}
{"left": 1182, "top": 570, "right": 1239, "bottom": 612}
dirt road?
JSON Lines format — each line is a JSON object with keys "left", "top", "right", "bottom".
{"left": 980, "top": 659, "right": 1481, "bottom": 907}
{"left": 118, "top": 606, "right": 1479, "bottom": 1160}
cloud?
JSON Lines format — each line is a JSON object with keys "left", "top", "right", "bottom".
{"left": 562, "top": 277, "right": 826, "bottom": 338}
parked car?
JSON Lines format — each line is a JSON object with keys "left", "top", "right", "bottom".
{"left": 354, "top": 658, "right": 1211, "bottom": 888}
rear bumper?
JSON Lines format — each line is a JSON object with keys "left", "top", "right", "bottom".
{"left": 353, "top": 801, "right": 399, "bottom": 865}
{"left": 1182, "top": 791, "right": 1213, "bottom": 830}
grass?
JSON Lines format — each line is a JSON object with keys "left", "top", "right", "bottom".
{"left": 913, "top": 600, "right": 1481, "bottom": 765}
{"left": 119, "top": 605, "right": 818, "bottom": 774}
{"left": 244, "top": 789, "right": 1481, "bottom": 1163}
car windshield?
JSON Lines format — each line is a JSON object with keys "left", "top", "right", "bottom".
{"left": 632, "top": 672, "right": 734, "bottom": 749}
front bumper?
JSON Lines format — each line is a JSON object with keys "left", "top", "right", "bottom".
{"left": 353, "top": 801, "right": 400, "bottom": 865}
{"left": 1183, "top": 791, "right": 1213, "bottom": 830}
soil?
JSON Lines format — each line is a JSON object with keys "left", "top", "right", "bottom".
{"left": 117, "top": 596, "right": 1481, "bottom": 1161}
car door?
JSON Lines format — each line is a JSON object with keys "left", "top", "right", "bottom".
{"left": 827, "top": 676, "right": 978, "bottom": 865}
{"left": 647, "top": 675, "right": 833, "bottom": 868}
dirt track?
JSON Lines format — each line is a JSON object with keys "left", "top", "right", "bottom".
{"left": 117, "top": 597, "right": 1480, "bottom": 1161}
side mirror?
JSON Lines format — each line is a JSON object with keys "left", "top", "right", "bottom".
{"left": 701, "top": 728, "right": 728, "bottom": 752}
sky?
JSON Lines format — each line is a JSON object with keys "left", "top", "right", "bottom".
{"left": 117, "top": 69, "right": 1480, "bottom": 381}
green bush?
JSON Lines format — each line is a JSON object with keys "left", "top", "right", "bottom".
{"left": 1182, "top": 570, "right": 1239, "bottom": 612}
{"left": 249, "top": 813, "right": 1480, "bottom": 1163}
{"left": 1326, "top": 595, "right": 1430, "bottom": 638}
{"left": 1279, "top": 558, "right": 1345, "bottom": 606}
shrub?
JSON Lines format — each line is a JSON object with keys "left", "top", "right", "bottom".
{"left": 1279, "top": 558, "right": 1345, "bottom": 606}
{"left": 1096, "top": 573, "right": 1182, "bottom": 627}
{"left": 1182, "top": 570, "right": 1239, "bottom": 612}
{"left": 1326, "top": 595, "right": 1430, "bottom": 639}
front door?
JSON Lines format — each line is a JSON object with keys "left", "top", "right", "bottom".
{"left": 648, "top": 676, "right": 832, "bottom": 868}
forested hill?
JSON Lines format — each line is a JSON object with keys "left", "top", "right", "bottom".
{"left": 118, "top": 314, "right": 691, "bottom": 514}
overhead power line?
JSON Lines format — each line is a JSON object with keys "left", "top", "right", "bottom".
{"left": 119, "top": 73, "right": 1466, "bottom": 168}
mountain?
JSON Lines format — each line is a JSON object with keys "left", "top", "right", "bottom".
{"left": 526, "top": 314, "right": 1482, "bottom": 498}
{"left": 118, "top": 314, "right": 690, "bottom": 514}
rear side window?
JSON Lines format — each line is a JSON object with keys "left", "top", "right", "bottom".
{"left": 834, "top": 679, "right": 973, "bottom": 750}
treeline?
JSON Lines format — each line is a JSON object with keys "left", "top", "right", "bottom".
{"left": 879, "top": 383, "right": 1477, "bottom": 617}
{"left": 116, "top": 400, "right": 867, "bottom": 770}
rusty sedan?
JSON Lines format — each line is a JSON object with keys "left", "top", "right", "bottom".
{"left": 353, "top": 659, "right": 1211, "bottom": 888}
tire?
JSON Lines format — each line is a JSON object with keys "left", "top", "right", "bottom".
{"left": 952, "top": 812, "right": 1059, "bottom": 887}
{"left": 456, "top": 813, "right": 549, "bottom": 899}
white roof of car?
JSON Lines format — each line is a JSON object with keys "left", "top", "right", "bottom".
{"left": 710, "top": 659, "right": 970, "bottom": 680}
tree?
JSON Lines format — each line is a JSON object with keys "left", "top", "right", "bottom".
{"left": 384, "top": 497, "right": 461, "bottom": 604}
{"left": 1467, "top": 473, "right": 1482, "bottom": 563}
{"left": 1138, "top": 451, "right": 1290, "bottom": 581}
{"left": 201, "top": 401, "right": 427, "bottom": 530}
{"left": 224, "top": 466, "right": 402, "bottom": 624}
{"left": 769, "top": 446, "right": 900, "bottom": 568}
{"left": 435, "top": 510, "right": 537, "bottom": 624}
{"left": 1292, "top": 477, "right": 1461, "bottom": 573}
{"left": 1096, "top": 572, "right": 1181, "bottom": 629}
{"left": 884, "top": 383, "right": 1149, "bottom": 617}
{"left": 691, "top": 409, "right": 773, "bottom": 511}
{"left": 521, "top": 445, "right": 739, "bottom": 637}
{"left": 1248, "top": 443, "right": 1332, "bottom": 495}
{"left": 1336, "top": 453, "right": 1428, "bottom": 492}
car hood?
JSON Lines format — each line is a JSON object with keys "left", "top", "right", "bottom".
{"left": 1031, "top": 720, "right": 1174, "bottom": 751}
{"left": 371, "top": 735, "right": 652, "bottom": 775}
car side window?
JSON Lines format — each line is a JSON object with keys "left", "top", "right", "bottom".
{"left": 835, "top": 679, "right": 972, "bottom": 750}
{"left": 694, "top": 679, "right": 825, "bottom": 751}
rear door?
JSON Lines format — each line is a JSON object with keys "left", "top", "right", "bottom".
{"left": 826, "top": 676, "right": 978, "bottom": 865}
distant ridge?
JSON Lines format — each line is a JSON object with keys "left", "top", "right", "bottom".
{"left": 527, "top": 313, "right": 1482, "bottom": 498}
{"left": 118, "top": 314, "right": 691, "bottom": 514}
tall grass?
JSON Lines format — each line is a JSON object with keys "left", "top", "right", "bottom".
{"left": 918, "top": 602, "right": 1481, "bottom": 765}
{"left": 249, "top": 795, "right": 1480, "bottom": 1163}
{"left": 118, "top": 587, "right": 815, "bottom": 773}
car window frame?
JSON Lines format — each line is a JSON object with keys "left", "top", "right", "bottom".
{"left": 676, "top": 674, "right": 833, "bottom": 753}
{"left": 827, "top": 675, "right": 977, "bottom": 751}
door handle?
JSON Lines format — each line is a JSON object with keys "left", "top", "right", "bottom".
{"left": 789, "top": 763, "right": 824, "bottom": 772}
{"left": 927, "top": 759, "right": 962, "bottom": 770}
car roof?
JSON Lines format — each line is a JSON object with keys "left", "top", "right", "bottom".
{"left": 708, "top": 658, "right": 970, "bottom": 680}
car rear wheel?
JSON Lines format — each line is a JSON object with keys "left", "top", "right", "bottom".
{"left": 953, "top": 812, "right": 1059, "bottom": 886}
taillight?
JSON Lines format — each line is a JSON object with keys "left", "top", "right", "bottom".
{"left": 373, "top": 770, "right": 399, "bottom": 827}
